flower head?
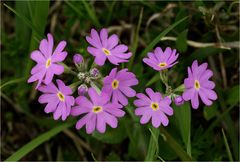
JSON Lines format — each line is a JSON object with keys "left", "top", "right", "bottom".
{"left": 38, "top": 79, "right": 75, "bottom": 120}
{"left": 143, "top": 47, "right": 179, "bottom": 71}
{"left": 134, "top": 88, "right": 173, "bottom": 128}
{"left": 86, "top": 28, "right": 132, "bottom": 66}
{"left": 102, "top": 68, "right": 138, "bottom": 106}
{"left": 71, "top": 88, "right": 125, "bottom": 134}
{"left": 73, "top": 54, "right": 83, "bottom": 64}
{"left": 28, "top": 33, "right": 67, "bottom": 89}
{"left": 182, "top": 60, "right": 217, "bottom": 109}
{"left": 78, "top": 84, "right": 88, "bottom": 96}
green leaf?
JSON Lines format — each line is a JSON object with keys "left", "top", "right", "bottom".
{"left": 173, "top": 102, "right": 191, "bottom": 157}
{"left": 5, "top": 122, "right": 74, "bottom": 162}
{"left": 0, "top": 77, "right": 26, "bottom": 90}
{"left": 82, "top": 1, "right": 101, "bottom": 27}
{"left": 145, "top": 127, "right": 160, "bottom": 161}
{"left": 146, "top": 74, "right": 159, "bottom": 87}
{"left": 140, "top": 16, "right": 188, "bottom": 57}
{"left": 15, "top": 1, "right": 31, "bottom": 48}
{"left": 92, "top": 118, "right": 128, "bottom": 144}
{"left": 203, "top": 103, "right": 218, "bottom": 120}
{"left": 222, "top": 129, "right": 234, "bottom": 161}
{"left": 24, "top": 1, "right": 50, "bottom": 77}
{"left": 159, "top": 127, "right": 193, "bottom": 161}
{"left": 226, "top": 85, "right": 240, "bottom": 107}
{"left": 174, "top": 8, "right": 188, "bottom": 32}
{"left": 3, "top": 3, "right": 43, "bottom": 40}
{"left": 106, "top": 152, "right": 121, "bottom": 161}
{"left": 176, "top": 29, "right": 188, "bottom": 53}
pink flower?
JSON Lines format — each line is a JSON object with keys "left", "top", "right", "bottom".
{"left": 134, "top": 88, "right": 173, "bottom": 128}
{"left": 143, "top": 47, "right": 179, "bottom": 71}
{"left": 102, "top": 68, "right": 139, "bottom": 106}
{"left": 86, "top": 28, "right": 132, "bottom": 66}
{"left": 71, "top": 88, "right": 125, "bottom": 134}
{"left": 38, "top": 79, "right": 75, "bottom": 121}
{"left": 182, "top": 60, "right": 217, "bottom": 109}
{"left": 28, "top": 33, "right": 67, "bottom": 89}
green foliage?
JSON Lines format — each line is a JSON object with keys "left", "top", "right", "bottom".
{"left": 2, "top": 1, "right": 239, "bottom": 161}
{"left": 5, "top": 122, "right": 75, "bottom": 161}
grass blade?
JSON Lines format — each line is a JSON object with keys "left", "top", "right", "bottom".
{"left": 128, "top": 8, "right": 143, "bottom": 70}
{"left": 222, "top": 129, "right": 234, "bottom": 161}
{"left": 145, "top": 127, "right": 160, "bottom": 161}
{"left": 82, "top": 1, "right": 101, "bottom": 27}
{"left": 0, "top": 77, "right": 26, "bottom": 90}
{"left": 4, "top": 122, "right": 74, "bottom": 162}
{"left": 65, "top": 1, "right": 83, "bottom": 17}
{"left": 159, "top": 127, "right": 193, "bottom": 161}
{"left": 3, "top": 3, "right": 43, "bottom": 40}
{"left": 140, "top": 16, "right": 188, "bottom": 57}
{"left": 24, "top": 1, "right": 50, "bottom": 77}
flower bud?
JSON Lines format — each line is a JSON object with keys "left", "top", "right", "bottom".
{"left": 78, "top": 84, "right": 88, "bottom": 96}
{"left": 90, "top": 68, "right": 100, "bottom": 78}
{"left": 73, "top": 54, "right": 83, "bottom": 64}
{"left": 174, "top": 95, "right": 184, "bottom": 106}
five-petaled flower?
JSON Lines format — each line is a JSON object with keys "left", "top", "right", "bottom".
{"left": 28, "top": 33, "right": 67, "bottom": 89}
{"left": 143, "top": 47, "right": 179, "bottom": 71}
{"left": 38, "top": 79, "right": 75, "bottom": 120}
{"left": 182, "top": 60, "right": 217, "bottom": 109}
{"left": 102, "top": 68, "right": 138, "bottom": 106}
{"left": 71, "top": 88, "right": 125, "bottom": 134}
{"left": 86, "top": 28, "right": 132, "bottom": 66}
{"left": 134, "top": 88, "right": 173, "bottom": 128}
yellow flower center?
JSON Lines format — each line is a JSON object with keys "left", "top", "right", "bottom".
{"left": 46, "top": 59, "right": 51, "bottom": 68}
{"left": 158, "top": 62, "right": 167, "bottom": 68}
{"left": 151, "top": 102, "right": 159, "bottom": 111}
{"left": 92, "top": 106, "right": 103, "bottom": 113}
{"left": 57, "top": 91, "right": 65, "bottom": 101}
{"left": 111, "top": 79, "right": 119, "bottom": 89}
{"left": 102, "top": 48, "right": 111, "bottom": 55}
{"left": 194, "top": 80, "right": 200, "bottom": 90}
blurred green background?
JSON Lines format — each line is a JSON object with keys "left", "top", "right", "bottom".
{"left": 1, "top": 1, "right": 239, "bottom": 161}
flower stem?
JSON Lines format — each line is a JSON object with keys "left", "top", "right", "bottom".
{"left": 145, "top": 127, "right": 160, "bottom": 161}
{"left": 90, "top": 81, "right": 101, "bottom": 94}
{"left": 59, "top": 62, "right": 78, "bottom": 76}
{"left": 69, "top": 81, "right": 82, "bottom": 93}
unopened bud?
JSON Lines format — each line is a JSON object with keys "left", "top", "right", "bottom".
{"left": 174, "top": 95, "right": 184, "bottom": 106}
{"left": 73, "top": 54, "right": 83, "bottom": 64}
{"left": 78, "top": 84, "right": 88, "bottom": 96}
{"left": 90, "top": 68, "right": 100, "bottom": 78}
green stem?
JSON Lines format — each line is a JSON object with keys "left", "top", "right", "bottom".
{"left": 145, "top": 127, "right": 160, "bottom": 161}
{"left": 69, "top": 81, "right": 82, "bottom": 93}
{"left": 90, "top": 81, "right": 101, "bottom": 94}
{"left": 59, "top": 62, "right": 78, "bottom": 76}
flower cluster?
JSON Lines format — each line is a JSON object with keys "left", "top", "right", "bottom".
{"left": 28, "top": 28, "right": 217, "bottom": 134}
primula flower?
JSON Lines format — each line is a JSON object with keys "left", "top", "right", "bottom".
{"left": 86, "top": 28, "right": 132, "bottom": 66}
{"left": 38, "top": 79, "right": 75, "bottom": 120}
{"left": 102, "top": 68, "right": 138, "bottom": 106}
{"left": 182, "top": 60, "right": 217, "bottom": 109}
{"left": 134, "top": 88, "right": 173, "bottom": 128}
{"left": 143, "top": 47, "right": 179, "bottom": 71}
{"left": 71, "top": 88, "right": 125, "bottom": 134}
{"left": 28, "top": 33, "right": 67, "bottom": 89}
